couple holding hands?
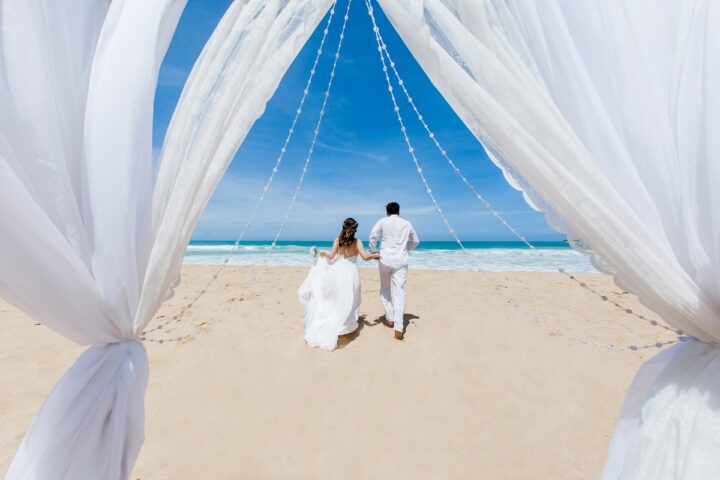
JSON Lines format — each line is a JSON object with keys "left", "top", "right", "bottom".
{"left": 298, "top": 202, "right": 419, "bottom": 350}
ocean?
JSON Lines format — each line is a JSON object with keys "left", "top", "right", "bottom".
{"left": 184, "top": 240, "right": 596, "bottom": 272}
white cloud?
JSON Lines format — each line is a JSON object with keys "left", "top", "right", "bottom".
{"left": 315, "top": 141, "right": 388, "bottom": 162}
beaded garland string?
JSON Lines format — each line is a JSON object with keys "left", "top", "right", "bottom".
{"left": 141, "top": 4, "right": 342, "bottom": 343}
{"left": 364, "top": 3, "right": 469, "bottom": 261}
{"left": 494, "top": 284, "right": 681, "bottom": 351}
{"left": 144, "top": 0, "right": 682, "bottom": 351}
{"left": 364, "top": 4, "right": 531, "bottom": 249}
{"left": 561, "top": 270, "right": 683, "bottom": 336}
{"left": 271, "top": 0, "right": 353, "bottom": 248}
{"left": 363, "top": 0, "right": 682, "bottom": 349}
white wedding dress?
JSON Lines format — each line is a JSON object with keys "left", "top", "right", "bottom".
{"left": 298, "top": 254, "right": 362, "bottom": 351}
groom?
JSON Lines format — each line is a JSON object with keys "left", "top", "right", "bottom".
{"left": 369, "top": 202, "right": 420, "bottom": 340}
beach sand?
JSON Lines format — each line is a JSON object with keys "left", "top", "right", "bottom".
{"left": 0, "top": 266, "right": 677, "bottom": 479}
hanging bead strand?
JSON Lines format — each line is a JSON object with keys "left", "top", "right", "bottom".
{"left": 363, "top": 0, "right": 470, "bottom": 261}
{"left": 365, "top": 4, "right": 533, "bottom": 250}
{"left": 271, "top": 0, "right": 353, "bottom": 247}
{"left": 363, "top": 0, "right": 683, "bottom": 345}
{"left": 141, "top": 4, "right": 340, "bottom": 341}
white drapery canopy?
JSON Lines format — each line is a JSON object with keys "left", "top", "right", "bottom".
{"left": 1, "top": 1, "right": 186, "bottom": 477}
{"left": 0, "top": 0, "right": 331, "bottom": 478}
{"left": 2, "top": 0, "right": 718, "bottom": 478}
{"left": 376, "top": 0, "right": 720, "bottom": 478}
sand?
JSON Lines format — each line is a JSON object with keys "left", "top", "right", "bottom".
{"left": 0, "top": 266, "right": 678, "bottom": 479}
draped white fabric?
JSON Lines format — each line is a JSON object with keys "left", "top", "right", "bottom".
{"left": 1, "top": 1, "right": 185, "bottom": 477}
{"left": 377, "top": 0, "right": 720, "bottom": 478}
{"left": 143, "top": 0, "right": 334, "bottom": 327}
{"left": 4, "top": 0, "right": 717, "bottom": 477}
{"left": 0, "top": 0, "right": 330, "bottom": 478}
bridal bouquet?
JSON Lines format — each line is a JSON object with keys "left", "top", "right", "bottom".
{"left": 310, "top": 246, "right": 318, "bottom": 258}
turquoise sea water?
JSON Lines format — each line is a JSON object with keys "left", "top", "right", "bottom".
{"left": 185, "top": 240, "right": 596, "bottom": 272}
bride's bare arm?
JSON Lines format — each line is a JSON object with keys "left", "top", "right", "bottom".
{"left": 356, "top": 239, "right": 380, "bottom": 261}
{"left": 321, "top": 238, "right": 340, "bottom": 260}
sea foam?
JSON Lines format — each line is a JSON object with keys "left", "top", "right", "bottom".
{"left": 184, "top": 241, "right": 596, "bottom": 272}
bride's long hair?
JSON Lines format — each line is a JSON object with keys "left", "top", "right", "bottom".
{"left": 338, "top": 218, "right": 359, "bottom": 253}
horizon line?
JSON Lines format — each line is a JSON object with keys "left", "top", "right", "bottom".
{"left": 189, "top": 239, "right": 569, "bottom": 243}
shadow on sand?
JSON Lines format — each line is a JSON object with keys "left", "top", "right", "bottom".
{"left": 337, "top": 313, "right": 420, "bottom": 349}
{"left": 371, "top": 313, "right": 420, "bottom": 332}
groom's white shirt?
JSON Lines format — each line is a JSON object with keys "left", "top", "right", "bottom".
{"left": 368, "top": 214, "right": 419, "bottom": 268}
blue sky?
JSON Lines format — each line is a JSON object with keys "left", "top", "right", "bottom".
{"left": 153, "top": 1, "right": 561, "bottom": 242}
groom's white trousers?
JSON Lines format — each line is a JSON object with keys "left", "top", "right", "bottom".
{"left": 379, "top": 263, "right": 407, "bottom": 332}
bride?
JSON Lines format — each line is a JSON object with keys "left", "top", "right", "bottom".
{"left": 298, "top": 218, "right": 380, "bottom": 350}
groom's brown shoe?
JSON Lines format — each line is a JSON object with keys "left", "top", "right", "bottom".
{"left": 394, "top": 330, "right": 404, "bottom": 340}
{"left": 382, "top": 319, "right": 394, "bottom": 328}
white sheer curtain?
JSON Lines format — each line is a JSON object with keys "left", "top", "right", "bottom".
{"left": 0, "top": 0, "right": 331, "bottom": 478}
{"left": 141, "top": 0, "right": 333, "bottom": 325}
{"left": 377, "top": 0, "right": 720, "bottom": 478}
{"left": 1, "top": 1, "right": 186, "bottom": 477}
